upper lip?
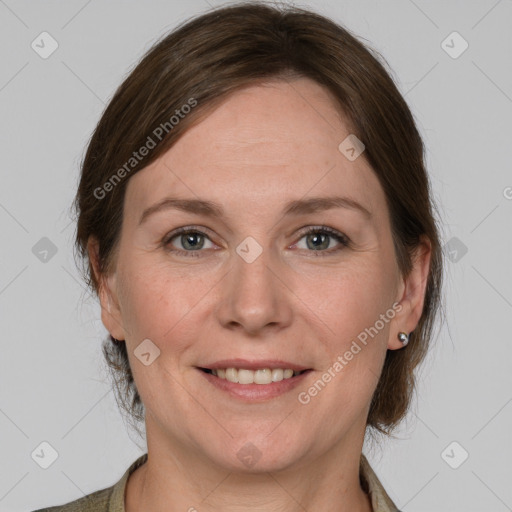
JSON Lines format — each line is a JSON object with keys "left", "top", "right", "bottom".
{"left": 198, "top": 359, "right": 311, "bottom": 371}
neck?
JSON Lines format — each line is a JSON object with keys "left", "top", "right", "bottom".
{"left": 126, "top": 421, "right": 373, "bottom": 512}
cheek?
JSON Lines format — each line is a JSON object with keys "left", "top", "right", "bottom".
{"left": 116, "top": 263, "right": 203, "bottom": 406}
{"left": 298, "top": 265, "right": 393, "bottom": 422}
{"left": 117, "top": 260, "right": 201, "bottom": 343}
{"left": 297, "top": 259, "right": 395, "bottom": 348}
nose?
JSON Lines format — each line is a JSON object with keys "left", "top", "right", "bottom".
{"left": 215, "top": 242, "right": 293, "bottom": 336}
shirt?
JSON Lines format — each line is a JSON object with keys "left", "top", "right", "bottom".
{"left": 32, "top": 452, "right": 401, "bottom": 512}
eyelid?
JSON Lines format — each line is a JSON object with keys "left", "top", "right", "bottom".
{"left": 293, "top": 225, "right": 349, "bottom": 244}
{"left": 290, "top": 225, "right": 350, "bottom": 254}
{"left": 162, "top": 225, "right": 217, "bottom": 244}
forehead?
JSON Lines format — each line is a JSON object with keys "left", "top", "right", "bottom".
{"left": 124, "top": 77, "right": 386, "bottom": 223}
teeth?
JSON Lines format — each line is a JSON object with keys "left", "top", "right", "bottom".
{"left": 211, "top": 368, "right": 300, "bottom": 384}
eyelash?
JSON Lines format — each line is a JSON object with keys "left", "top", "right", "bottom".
{"left": 162, "top": 225, "right": 350, "bottom": 258}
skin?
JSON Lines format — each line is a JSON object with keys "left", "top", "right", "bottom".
{"left": 89, "top": 77, "right": 431, "bottom": 512}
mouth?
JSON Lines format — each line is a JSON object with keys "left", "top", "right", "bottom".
{"left": 198, "top": 367, "right": 311, "bottom": 384}
{"left": 196, "top": 365, "right": 313, "bottom": 402}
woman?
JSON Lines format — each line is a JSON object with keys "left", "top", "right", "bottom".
{"left": 34, "top": 2, "right": 443, "bottom": 511}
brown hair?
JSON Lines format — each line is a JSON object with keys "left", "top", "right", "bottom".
{"left": 73, "top": 1, "right": 444, "bottom": 438}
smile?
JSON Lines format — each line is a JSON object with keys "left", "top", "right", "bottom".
{"left": 201, "top": 367, "right": 307, "bottom": 384}
{"left": 197, "top": 367, "right": 313, "bottom": 401}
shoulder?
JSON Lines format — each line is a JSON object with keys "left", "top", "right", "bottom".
{"left": 30, "top": 453, "right": 148, "bottom": 512}
{"left": 360, "top": 453, "right": 402, "bottom": 512}
{"left": 30, "top": 485, "right": 113, "bottom": 512}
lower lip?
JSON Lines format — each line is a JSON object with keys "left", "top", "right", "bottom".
{"left": 197, "top": 368, "right": 313, "bottom": 401}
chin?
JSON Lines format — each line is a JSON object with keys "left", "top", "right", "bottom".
{"left": 208, "top": 433, "right": 310, "bottom": 474}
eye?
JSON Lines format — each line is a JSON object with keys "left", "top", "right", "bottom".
{"left": 163, "top": 227, "right": 216, "bottom": 257}
{"left": 291, "top": 226, "right": 349, "bottom": 255}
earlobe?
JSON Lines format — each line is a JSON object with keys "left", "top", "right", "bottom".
{"left": 388, "top": 236, "right": 432, "bottom": 350}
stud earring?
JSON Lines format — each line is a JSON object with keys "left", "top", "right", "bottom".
{"left": 398, "top": 331, "right": 409, "bottom": 346}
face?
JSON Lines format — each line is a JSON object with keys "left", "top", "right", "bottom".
{"left": 93, "top": 77, "right": 428, "bottom": 473}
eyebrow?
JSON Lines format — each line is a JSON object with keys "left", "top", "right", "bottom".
{"left": 138, "top": 195, "right": 372, "bottom": 225}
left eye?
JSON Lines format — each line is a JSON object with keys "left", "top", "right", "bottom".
{"left": 292, "top": 227, "right": 349, "bottom": 253}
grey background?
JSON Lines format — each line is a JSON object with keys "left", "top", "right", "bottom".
{"left": 1, "top": 0, "right": 511, "bottom": 511}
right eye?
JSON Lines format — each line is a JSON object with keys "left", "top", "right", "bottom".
{"left": 163, "top": 227, "right": 216, "bottom": 257}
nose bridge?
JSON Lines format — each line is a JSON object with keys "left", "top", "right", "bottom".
{"left": 218, "top": 236, "right": 291, "bottom": 334}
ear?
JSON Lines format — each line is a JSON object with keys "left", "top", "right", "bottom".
{"left": 87, "top": 236, "right": 126, "bottom": 341}
{"left": 388, "top": 235, "right": 432, "bottom": 350}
